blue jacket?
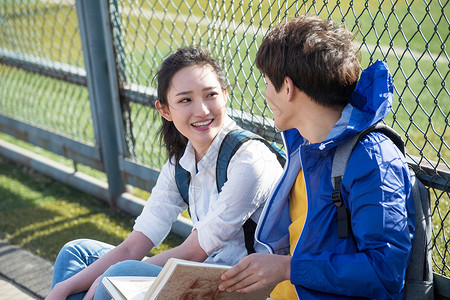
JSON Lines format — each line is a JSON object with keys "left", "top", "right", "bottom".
{"left": 256, "top": 60, "right": 415, "bottom": 299}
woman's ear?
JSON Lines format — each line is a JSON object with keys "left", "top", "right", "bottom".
{"left": 222, "top": 88, "right": 228, "bottom": 103}
{"left": 155, "top": 100, "right": 172, "bottom": 121}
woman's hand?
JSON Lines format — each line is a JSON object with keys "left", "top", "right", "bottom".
{"left": 143, "top": 229, "right": 207, "bottom": 267}
{"left": 45, "top": 282, "right": 71, "bottom": 300}
{"left": 83, "top": 275, "right": 102, "bottom": 300}
{"left": 219, "top": 253, "right": 291, "bottom": 293}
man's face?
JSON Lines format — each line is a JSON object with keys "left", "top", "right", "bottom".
{"left": 264, "top": 75, "right": 290, "bottom": 131}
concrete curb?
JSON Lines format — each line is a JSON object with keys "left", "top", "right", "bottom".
{"left": 0, "top": 240, "right": 52, "bottom": 300}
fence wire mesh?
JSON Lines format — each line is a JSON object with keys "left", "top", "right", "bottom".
{"left": 0, "top": 0, "right": 448, "bottom": 276}
{"left": 0, "top": 1, "right": 92, "bottom": 143}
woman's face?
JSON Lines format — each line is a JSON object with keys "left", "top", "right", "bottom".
{"left": 156, "top": 64, "right": 227, "bottom": 161}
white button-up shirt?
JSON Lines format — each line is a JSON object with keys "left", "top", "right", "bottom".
{"left": 134, "top": 116, "right": 283, "bottom": 265}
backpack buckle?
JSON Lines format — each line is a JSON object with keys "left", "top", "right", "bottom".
{"left": 332, "top": 190, "right": 343, "bottom": 207}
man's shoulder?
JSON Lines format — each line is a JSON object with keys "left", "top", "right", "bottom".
{"left": 353, "top": 130, "right": 406, "bottom": 161}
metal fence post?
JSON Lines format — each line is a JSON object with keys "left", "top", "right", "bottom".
{"left": 99, "top": 0, "right": 129, "bottom": 160}
{"left": 76, "top": 0, "right": 125, "bottom": 205}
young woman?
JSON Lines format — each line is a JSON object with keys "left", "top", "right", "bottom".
{"left": 46, "top": 47, "right": 283, "bottom": 300}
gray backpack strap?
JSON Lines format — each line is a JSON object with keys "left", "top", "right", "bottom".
{"left": 332, "top": 123, "right": 435, "bottom": 299}
{"left": 331, "top": 133, "right": 360, "bottom": 186}
{"left": 332, "top": 123, "right": 404, "bottom": 185}
{"left": 331, "top": 123, "right": 404, "bottom": 238}
{"left": 331, "top": 133, "right": 360, "bottom": 238}
{"left": 403, "top": 168, "right": 434, "bottom": 299}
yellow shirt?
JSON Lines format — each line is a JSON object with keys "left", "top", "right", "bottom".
{"left": 270, "top": 169, "right": 307, "bottom": 300}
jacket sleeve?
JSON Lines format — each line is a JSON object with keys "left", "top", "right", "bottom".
{"left": 133, "top": 159, "right": 187, "bottom": 246}
{"left": 290, "top": 132, "right": 414, "bottom": 299}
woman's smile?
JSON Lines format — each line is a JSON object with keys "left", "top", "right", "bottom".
{"left": 192, "top": 119, "right": 214, "bottom": 129}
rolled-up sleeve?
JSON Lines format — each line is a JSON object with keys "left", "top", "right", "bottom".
{"left": 133, "top": 160, "right": 187, "bottom": 246}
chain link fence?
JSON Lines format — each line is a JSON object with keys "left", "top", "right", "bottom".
{"left": 0, "top": 0, "right": 448, "bottom": 277}
{"left": 0, "top": 1, "right": 91, "bottom": 142}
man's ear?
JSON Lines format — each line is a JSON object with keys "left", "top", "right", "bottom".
{"left": 285, "top": 76, "right": 296, "bottom": 102}
{"left": 155, "top": 100, "right": 172, "bottom": 122}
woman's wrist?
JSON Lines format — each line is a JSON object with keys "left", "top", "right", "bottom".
{"left": 48, "top": 281, "right": 71, "bottom": 299}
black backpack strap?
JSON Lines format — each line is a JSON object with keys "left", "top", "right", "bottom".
{"left": 216, "top": 129, "right": 257, "bottom": 192}
{"left": 243, "top": 218, "right": 257, "bottom": 254}
{"left": 216, "top": 129, "right": 285, "bottom": 192}
{"left": 175, "top": 162, "right": 191, "bottom": 205}
{"left": 175, "top": 129, "right": 285, "bottom": 254}
{"left": 331, "top": 123, "right": 405, "bottom": 239}
{"left": 217, "top": 129, "right": 285, "bottom": 254}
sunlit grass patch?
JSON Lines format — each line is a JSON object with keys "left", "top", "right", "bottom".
{"left": 0, "top": 156, "right": 183, "bottom": 262}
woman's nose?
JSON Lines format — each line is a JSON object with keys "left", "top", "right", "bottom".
{"left": 194, "top": 100, "right": 210, "bottom": 116}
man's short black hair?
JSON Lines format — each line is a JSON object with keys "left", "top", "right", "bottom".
{"left": 256, "top": 15, "right": 360, "bottom": 108}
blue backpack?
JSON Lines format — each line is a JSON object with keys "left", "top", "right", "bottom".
{"left": 331, "top": 123, "right": 434, "bottom": 299}
{"left": 175, "top": 129, "right": 286, "bottom": 254}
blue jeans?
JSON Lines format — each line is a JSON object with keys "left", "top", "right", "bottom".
{"left": 51, "top": 239, "right": 162, "bottom": 300}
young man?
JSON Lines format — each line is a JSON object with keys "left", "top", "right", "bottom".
{"left": 219, "top": 15, "right": 414, "bottom": 299}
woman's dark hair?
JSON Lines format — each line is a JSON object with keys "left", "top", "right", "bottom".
{"left": 156, "top": 47, "right": 227, "bottom": 163}
{"left": 256, "top": 15, "right": 360, "bottom": 108}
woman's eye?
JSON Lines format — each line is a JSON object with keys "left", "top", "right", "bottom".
{"left": 180, "top": 98, "right": 191, "bottom": 103}
{"left": 207, "top": 92, "right": 218, "bottom": 98}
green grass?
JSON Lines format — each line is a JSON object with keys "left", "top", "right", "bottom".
{"left": 0, "top": 155, "right": 184, "bottom": 262}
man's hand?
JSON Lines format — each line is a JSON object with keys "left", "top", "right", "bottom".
{"left": 219, "top": 253, "right": 291, "bottom": 293}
